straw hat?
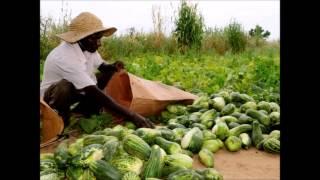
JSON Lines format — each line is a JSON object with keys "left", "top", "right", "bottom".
{"left": 56, "top": 12, "right": 117, "bottom": 43}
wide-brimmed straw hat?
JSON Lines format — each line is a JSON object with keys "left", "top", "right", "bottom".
{"left": 56, "top": 12, "right": 117, "bottom": 43}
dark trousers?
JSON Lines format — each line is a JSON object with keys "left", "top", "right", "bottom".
{"left": 43, "top": 71, "right": 114, "bottom": 125}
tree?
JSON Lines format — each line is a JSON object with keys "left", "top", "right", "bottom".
{"left": 249, "top": 25, "right": 271, "bottom": 46}
{"left": 249, "top": 25, "right": 270, "bottom": 39}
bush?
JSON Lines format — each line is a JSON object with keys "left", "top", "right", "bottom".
{"left": 202, "top": 27, "right": 229, "bottom": 55}
{"left": 249, "top": 25, "right": 271, "bottom": 47}
{"left": 224, "top": 20, "right": 247, "bottom": 53}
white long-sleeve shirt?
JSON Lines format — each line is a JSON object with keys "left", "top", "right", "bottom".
{"left": 40, "top": 41, "right": 104, "bottom": 97}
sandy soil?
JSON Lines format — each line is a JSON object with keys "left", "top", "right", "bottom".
{"left": 193, "top": 147, "right": 280, "bottom": 180}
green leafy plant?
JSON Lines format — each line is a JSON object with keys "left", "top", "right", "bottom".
{"left": 174, "top": 0, "right": 204, "bottom": 53}
{"left": 224, "top": 20, "right": 247, "bottom": 53}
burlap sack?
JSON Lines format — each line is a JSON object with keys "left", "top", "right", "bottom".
{"left": 104, "top": 71, "right": 198, "bottom": 117}
{"left": 40, "top": 99, "right": 64, "bottom": 148}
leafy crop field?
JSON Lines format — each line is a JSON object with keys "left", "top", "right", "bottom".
{"left": 40, "top": 45, "right": 279, "bottom": 103}
{"left": 120, "top": 47, "right": 279, "bottom": 103}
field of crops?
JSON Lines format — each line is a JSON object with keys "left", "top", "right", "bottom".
{"left": 40, "top": 45, "right": 279, "bottom": 103}
{"left": 121, "top": 47, "right": 279, "bottom": 103}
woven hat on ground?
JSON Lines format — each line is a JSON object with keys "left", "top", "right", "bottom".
{"left": 56, "top": 12, "right": 117, "bottom": 43}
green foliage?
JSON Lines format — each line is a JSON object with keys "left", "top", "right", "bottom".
{"left": 40, "top": 7, "right": 279, "bottom": 104}
{"left": 40, "top": 45, "right": 279, "bottom": 104}
{"left": 99, "top": 32, "right": 178, "bottom": 59}
{"left": 249, "top": 25, "right": 271, "bottom": 46}
{"left": 78, "top": 113, "right": 113, "bottom": 134}
{"left": 249, "top": 25, "right": 271, "bottom": 39}
{"left": 40, "top": 60, "right": 44, "bottom": 80}
{"left": 202, "top": 27, "right": 229, "bottom": 55}
{"left": 224, "top": 20, "right": 247, "bottom": 53}
{"left": 174, "top": 0, "right": 204, "bottom": 53}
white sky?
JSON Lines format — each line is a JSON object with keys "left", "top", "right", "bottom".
{"left": 40, "top": 0, "right": 280, "bottom": 40}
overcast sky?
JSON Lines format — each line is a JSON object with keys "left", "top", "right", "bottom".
{"left": 41, "top": 0, "right": 280, "bottom": 40}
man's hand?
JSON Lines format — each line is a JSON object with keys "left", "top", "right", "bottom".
{"left": 113, "top": 60, "right": 125, "bottom": 72}
{"left": 131, "top": 113, "right": 155, "bottom": 128}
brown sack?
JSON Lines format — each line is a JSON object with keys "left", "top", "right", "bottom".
{"left": 104, "top": 71, "right": 198, "bottom": 117}
{"left": 40, "top": 99, "right": 64, "bottom": 148}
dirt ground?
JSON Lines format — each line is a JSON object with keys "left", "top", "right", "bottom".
{"left": 193, "top": 147, "right": 280, "bottom": 180}
{"left": 42, "top": 137, "right": 279, "bottom": 180}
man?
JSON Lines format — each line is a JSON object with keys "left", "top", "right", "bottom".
{"left": 40, "top": 12, "right": 154, "bottom": 128}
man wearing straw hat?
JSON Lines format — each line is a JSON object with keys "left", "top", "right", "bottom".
{"left": 40, "top": 12, "right": 154, "bottom": 128}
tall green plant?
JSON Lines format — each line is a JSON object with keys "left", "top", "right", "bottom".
{"left": 224, "top": 20, "right": 247, "bottom": 53}
{"left": 174, "top": 0, "right": 204, "bottom": 53}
